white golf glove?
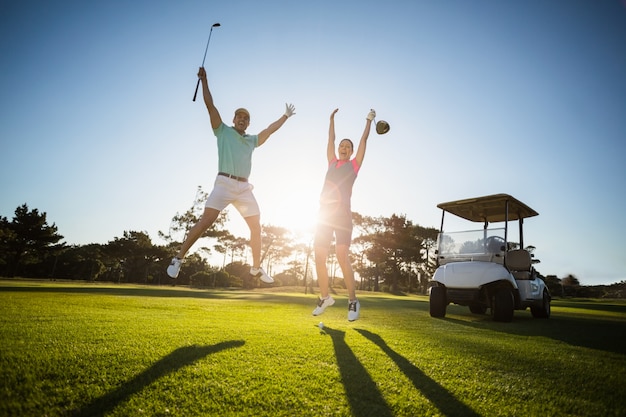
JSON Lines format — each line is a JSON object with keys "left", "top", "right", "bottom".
{"left": 284, "top": 103, "right": 296, "bottom": 118}
{"left": 367, "top": 109, "right": 376, "bottom": 121}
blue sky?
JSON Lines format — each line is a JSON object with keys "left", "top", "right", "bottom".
{"left": 1, "top": 0, "right": 625, "bottom": 285}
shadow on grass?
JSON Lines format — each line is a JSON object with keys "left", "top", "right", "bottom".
{"left": 0, "top": 282, "right": 315, "bottom": 306}
{"left": 355, "top": 329, "right": 481, "bottom": 417}
{"left": 72, "top": 341, "right": 245, "bottom": 417}
{"left": 0, "top": 282, "right": 239, "bottom": 299}
{"left": 554, "top": 299, "right": 626, "bottom": 314}
{"left": 441, "top": 312, "right": 626, "bottom": 355}
{"left": 324, "top": 326, "right": 393, "bottom": 417}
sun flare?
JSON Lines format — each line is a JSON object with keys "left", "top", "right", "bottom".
{"left": 266, "top": 190, "right": 319, "bottom": 241}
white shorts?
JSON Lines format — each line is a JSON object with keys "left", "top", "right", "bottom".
{"left": 205, "top": 175, "right": 260, "bottom": 218}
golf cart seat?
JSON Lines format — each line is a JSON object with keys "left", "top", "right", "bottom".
{"left": 505, "top": 249, "right": 532, "bottom": 280}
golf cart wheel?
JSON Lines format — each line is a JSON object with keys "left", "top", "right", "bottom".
{"left": 469, "top": 304, "right": 487, "bottom": 314}
{"left": 531, "top": 290, "right": 551, "bottom": 319}
{"left": 492, "top": 288, "right": 514, "bottom": 322}
{"left": 429, "top": 286, "right": 447, "bottom": 318}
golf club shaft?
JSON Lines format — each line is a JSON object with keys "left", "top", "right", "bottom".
{"left": 193, "top": 24, "right": 220, "bottom": 102}
{"left": 200, "top": 28, "right": 215, "bottom": 68}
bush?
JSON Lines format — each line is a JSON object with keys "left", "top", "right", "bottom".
{"left": 190, "top": 271, "right": 212, "bottom": 288}
{"left": 212, "top": 270, "right": 230, "bottom": 287}
{"left": 190, "top": 270, "right": 243, "bottom": 288}
{"left": 227, "top": 274, "right": 243, "bottom": 288}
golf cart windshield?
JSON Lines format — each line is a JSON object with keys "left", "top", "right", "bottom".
{"left": 437, "top": 228, "right": 507, "bottom": 263}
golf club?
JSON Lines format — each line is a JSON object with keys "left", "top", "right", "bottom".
{"left": 376, "top": 119, "right": 390, "bottom": 134}
{"left": 193, "top": 23, "right": 221, "bottom": 102}
{"left": 372, "top": 110, "right": 390, "bottom": 135}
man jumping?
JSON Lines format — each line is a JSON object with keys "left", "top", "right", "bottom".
{"left": 167, "top": 67, "right": 296, "bottom": 283}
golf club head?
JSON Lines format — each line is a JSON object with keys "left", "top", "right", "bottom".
{"left": 376, "top": 120, "right": 390, "bottom": 135}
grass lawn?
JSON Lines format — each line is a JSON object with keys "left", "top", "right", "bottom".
{"left": 0, "top": 279, "right": 625, "bottom": 417}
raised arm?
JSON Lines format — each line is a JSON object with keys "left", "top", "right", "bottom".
{"left": 354, "top": 109, "right": 375, "bottom": 167}
{"left": 257, "top": 103, "right": 296, "bottom": 146}
{"left": 327, "top": 108, "right": 338, "bottom": 163}
{"left": 198, "top": 67, "right": 222, "bottom": 130}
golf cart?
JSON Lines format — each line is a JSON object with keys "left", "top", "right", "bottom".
{"left": 429, "top": 194, "right": 551, "bottom": 322}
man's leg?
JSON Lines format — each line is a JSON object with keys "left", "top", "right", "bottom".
{"left": 243, "top": 214, "right": 262, "bottom": 268}
{"left": 168, "top": 207, "right": 220, "bottom": 278}
{"left": 176, "top": 208, "right": 220, "bottom": 258}
{"left": 244, "top": 214, "right": 273, "bottom": 283}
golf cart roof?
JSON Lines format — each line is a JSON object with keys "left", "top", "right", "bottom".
{"left": 437, "top": 193, "right": 538, "bottom": 223}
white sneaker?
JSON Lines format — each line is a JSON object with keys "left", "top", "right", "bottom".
{"left": 348, "top": 299, "right": 360, "bottom": 321}
{"left": 250, "top": 267, "right": 274, "bottom": 284}
{"left": 167, "top": 257, "right": 182, "bottom": 278}
{"left": 312, "top": 296, "right": 335, "bottom": 316}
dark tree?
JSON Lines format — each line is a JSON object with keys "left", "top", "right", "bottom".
{"left": 103, "top": 231, "right": 171, "bottom": 284}
{"left": 1, "top": 204, "right": 64, "bottom": 277}
{"left": 353, "top": 213, "right": 438, "bottom": 294}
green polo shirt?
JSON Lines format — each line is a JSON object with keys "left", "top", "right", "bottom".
{"left": 213, "top": 123, "right": 259, "bottom": 179}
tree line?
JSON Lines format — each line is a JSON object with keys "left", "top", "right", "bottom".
{"left": 1, "top": 197, "right": 625, "bottom": 298}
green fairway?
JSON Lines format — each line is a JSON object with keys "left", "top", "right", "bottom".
{"left": 1, "top": 280, "right": 625, "bottom": 417}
